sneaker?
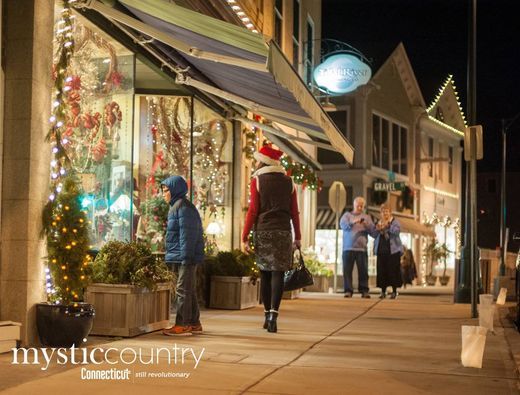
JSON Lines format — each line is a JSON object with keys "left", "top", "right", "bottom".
{"left": 344, "top": 292, "right": 353, "bottom": 298}
{"left": 361, "top": 293, "right": 371, "bottom": 299}
{"left": 190, "top": 323, "right": 203, "bottom": 334}
{"left": 162, "top": 325, "right": 192, "bottom": 336}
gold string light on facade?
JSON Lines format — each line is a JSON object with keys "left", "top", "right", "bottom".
{"left": 225, "top": 0, "right": 259, "bottom": 33}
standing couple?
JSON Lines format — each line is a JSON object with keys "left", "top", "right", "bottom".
{"left": 340, "top": 197, "right": 403, "bottom": 299}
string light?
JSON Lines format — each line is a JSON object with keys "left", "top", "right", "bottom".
{"left": 426, "top": 74, "right": 467, "bottom": 134}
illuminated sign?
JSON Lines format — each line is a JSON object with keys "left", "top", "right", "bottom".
{"left": 313, "top": 54, "right": 371, "bottom": 95}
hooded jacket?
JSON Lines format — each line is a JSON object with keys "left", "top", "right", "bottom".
{"left": 161, "top": 176, "right": 204, "bottom": 264}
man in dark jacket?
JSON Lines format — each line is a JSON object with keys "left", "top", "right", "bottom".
{"left": 160, "top": 176, "right": 204, "bottom": 336}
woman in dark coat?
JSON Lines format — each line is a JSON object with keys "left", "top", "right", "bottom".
{"left": 373, "top": 204, "right": 403, "bottom": 299}
{"left": 242, "top": 145, "right": 301, "bottom": 333}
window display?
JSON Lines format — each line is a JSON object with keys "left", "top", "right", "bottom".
{"left": 135, "top": 97, "right": 233, "bottom": 253}
{"left": 53, "top": 14, "right": 135, "bottom": 247}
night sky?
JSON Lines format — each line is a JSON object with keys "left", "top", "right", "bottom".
{"left": 322, "top": 0, "right": 520, "bottom": 173}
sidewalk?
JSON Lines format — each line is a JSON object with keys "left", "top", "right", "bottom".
{"left": 0, "top": 292, "right": 518, "bottom": 394}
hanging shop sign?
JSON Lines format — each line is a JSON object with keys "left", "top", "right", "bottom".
{"left": 373, "top": 181, "right": 406, "bottom": 192}
{"left": 313, "top": 54, "right": 372, "bottom": 95}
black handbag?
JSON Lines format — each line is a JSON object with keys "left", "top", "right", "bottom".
{"left": 284, "top": 248, "right": 314, "bottom": 291}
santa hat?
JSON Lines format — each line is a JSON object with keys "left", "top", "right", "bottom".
{"left": 254, "top": 144, "right": 284, "bottom": 166}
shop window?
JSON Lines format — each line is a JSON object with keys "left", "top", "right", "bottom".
{"left": 135, "top": 96, "right": 192, "bottom": 251}
{"left": 136, "top": 97, "right": 233, "bottom": 253}
{"left": 58, "top": 18, "right": 135, "bottom": 247}
{"left": 192, "top": 100, "right": 233, "bottom": 252}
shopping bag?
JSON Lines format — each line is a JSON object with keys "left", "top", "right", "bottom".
{"left": 461, "top": 325, "right": 487, "bottom": 368}
{"left": 479, "top": 294, "right": 494, "bottom": 306}
{"left": 478, "top": 304, "right": 495, "bottom": 332}
{"left": 496, "top": 288, "right": 507, "bottom": 305}
{"left": 284, "top": 248, "right": 313, "bottom": 291}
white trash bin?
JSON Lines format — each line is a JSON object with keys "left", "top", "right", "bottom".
{"left": 479, "top": 294, "right": 494, "bottom": 306}
{"left": 496, "top": 288, "right": 507, "bottom": 305}
{"left": 461, "top": 326, "right": 487, "bottom": 368}
{"left": 478, "top": 304, "right": 495, "bottom": 332}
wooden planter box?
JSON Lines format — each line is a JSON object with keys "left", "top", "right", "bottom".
{"left": 304, "top": 275, "right": 331, "bottom": 292}
{"left": 209, "top": 276, "right": 259, "bottom": 310}
{"left": 85, "top": 283, "right": 171, "bottom": 337}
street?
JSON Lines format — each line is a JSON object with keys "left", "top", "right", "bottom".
{"left": 1, "top": 291, "right": 518, "bottom": 394}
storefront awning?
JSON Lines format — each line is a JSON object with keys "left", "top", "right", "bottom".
{"left": 397, "top": 217, "right": 436, "bottom": 237}
{"left": 79, "top": 0, "right": 354, "bottom": 164}
{"left": 370, "top": 211, "right": 436, "bottom": 237}
{"left": 316, "top": 208, "right": 344, "bottom": 229}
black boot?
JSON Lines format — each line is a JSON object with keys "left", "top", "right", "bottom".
{"left": 379, "top": 291, "right": 386, "bottom": 299}
{"left": 267, "top": 310, "right": 278, "bottom": 333}
{"left": 263, "top": 311, "right": 269, "bottom": 329}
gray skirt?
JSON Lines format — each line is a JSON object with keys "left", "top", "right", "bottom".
{"left": 254, "top": 230, "right": 293, "bottom": 271}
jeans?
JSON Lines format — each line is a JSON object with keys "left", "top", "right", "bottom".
{"left": 172, "top": 263, "right": 200, "bottom": 326}
{"left": 342, "top": 250, "right": 369, "bottom": 294}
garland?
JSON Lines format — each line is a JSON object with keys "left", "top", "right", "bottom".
{"left": 280, "top": 156, "right": 323, "bottom": 191}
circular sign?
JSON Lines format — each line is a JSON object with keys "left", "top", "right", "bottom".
{"left": 313, "top": 54, "right": 372, "bottom": 95}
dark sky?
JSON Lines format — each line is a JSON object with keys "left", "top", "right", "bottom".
{"left": 322, "top": 0, "right": 520, "bottom": 173}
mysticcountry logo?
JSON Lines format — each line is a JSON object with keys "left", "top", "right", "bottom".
{"left": 11, "top": 343, "right": 205, "bottom": 380}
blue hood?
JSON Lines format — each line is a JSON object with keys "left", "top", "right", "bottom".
{"left": 161, "top": 176, "right": 188, "bottom": 205}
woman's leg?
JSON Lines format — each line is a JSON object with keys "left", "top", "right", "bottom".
{"left": 270, "top": 271, "right": 284, "bottom": 311}
{"left": 260, "top": 270, "right": 272, "bottom": 312}
{"left": 266, "top": 271, "right": 284, "bottom": 333}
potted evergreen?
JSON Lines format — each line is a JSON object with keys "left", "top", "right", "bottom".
{"left": 85, "top": 241, "right": 174, "bottom": 336}
{"left": 437, "top": 243, "right": 452, "bottom": 286}
{"left": 424, "top": 240, "right": 441, "bottom": 286}
{"left": 38, "top": 176, "right": 95, "bottom": 347}
{"left": 208, "top": 250, "right": 260, "bottom": 309}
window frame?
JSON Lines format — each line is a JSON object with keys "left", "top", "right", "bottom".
{"left": 304, "top": 15, "right": 315, "bottom": 87}
{"left": 371, "top": 112, "right": 408, "bottom": 175}
{"left": 292, "top": 0, "right": 300, "bottom": 69}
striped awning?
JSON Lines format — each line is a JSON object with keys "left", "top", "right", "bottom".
{"left": 316, "top": 208, "right": 344, "bottom": 229}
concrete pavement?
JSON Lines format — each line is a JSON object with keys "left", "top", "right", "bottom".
{"left": 0, "top": 291, "right": 518, "bottom": 394}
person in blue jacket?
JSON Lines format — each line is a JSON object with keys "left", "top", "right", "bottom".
{"left": 160, "top": 176, "right": 204, "bottom": 336}
{"left": 340, "top": 197, "right": 375, "bottom": 298}
{"left": 373, "top": 204, "right": 404, "bottom": 299}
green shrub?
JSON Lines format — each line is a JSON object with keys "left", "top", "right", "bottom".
{"left": 91, "top": 241, "right": 173, "bottom": 290}
{"left": 210, "top": 250, "right": 259, "bottom": 280}
{"left": 305, "top": 258, "right": 334, "bottom": 277}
